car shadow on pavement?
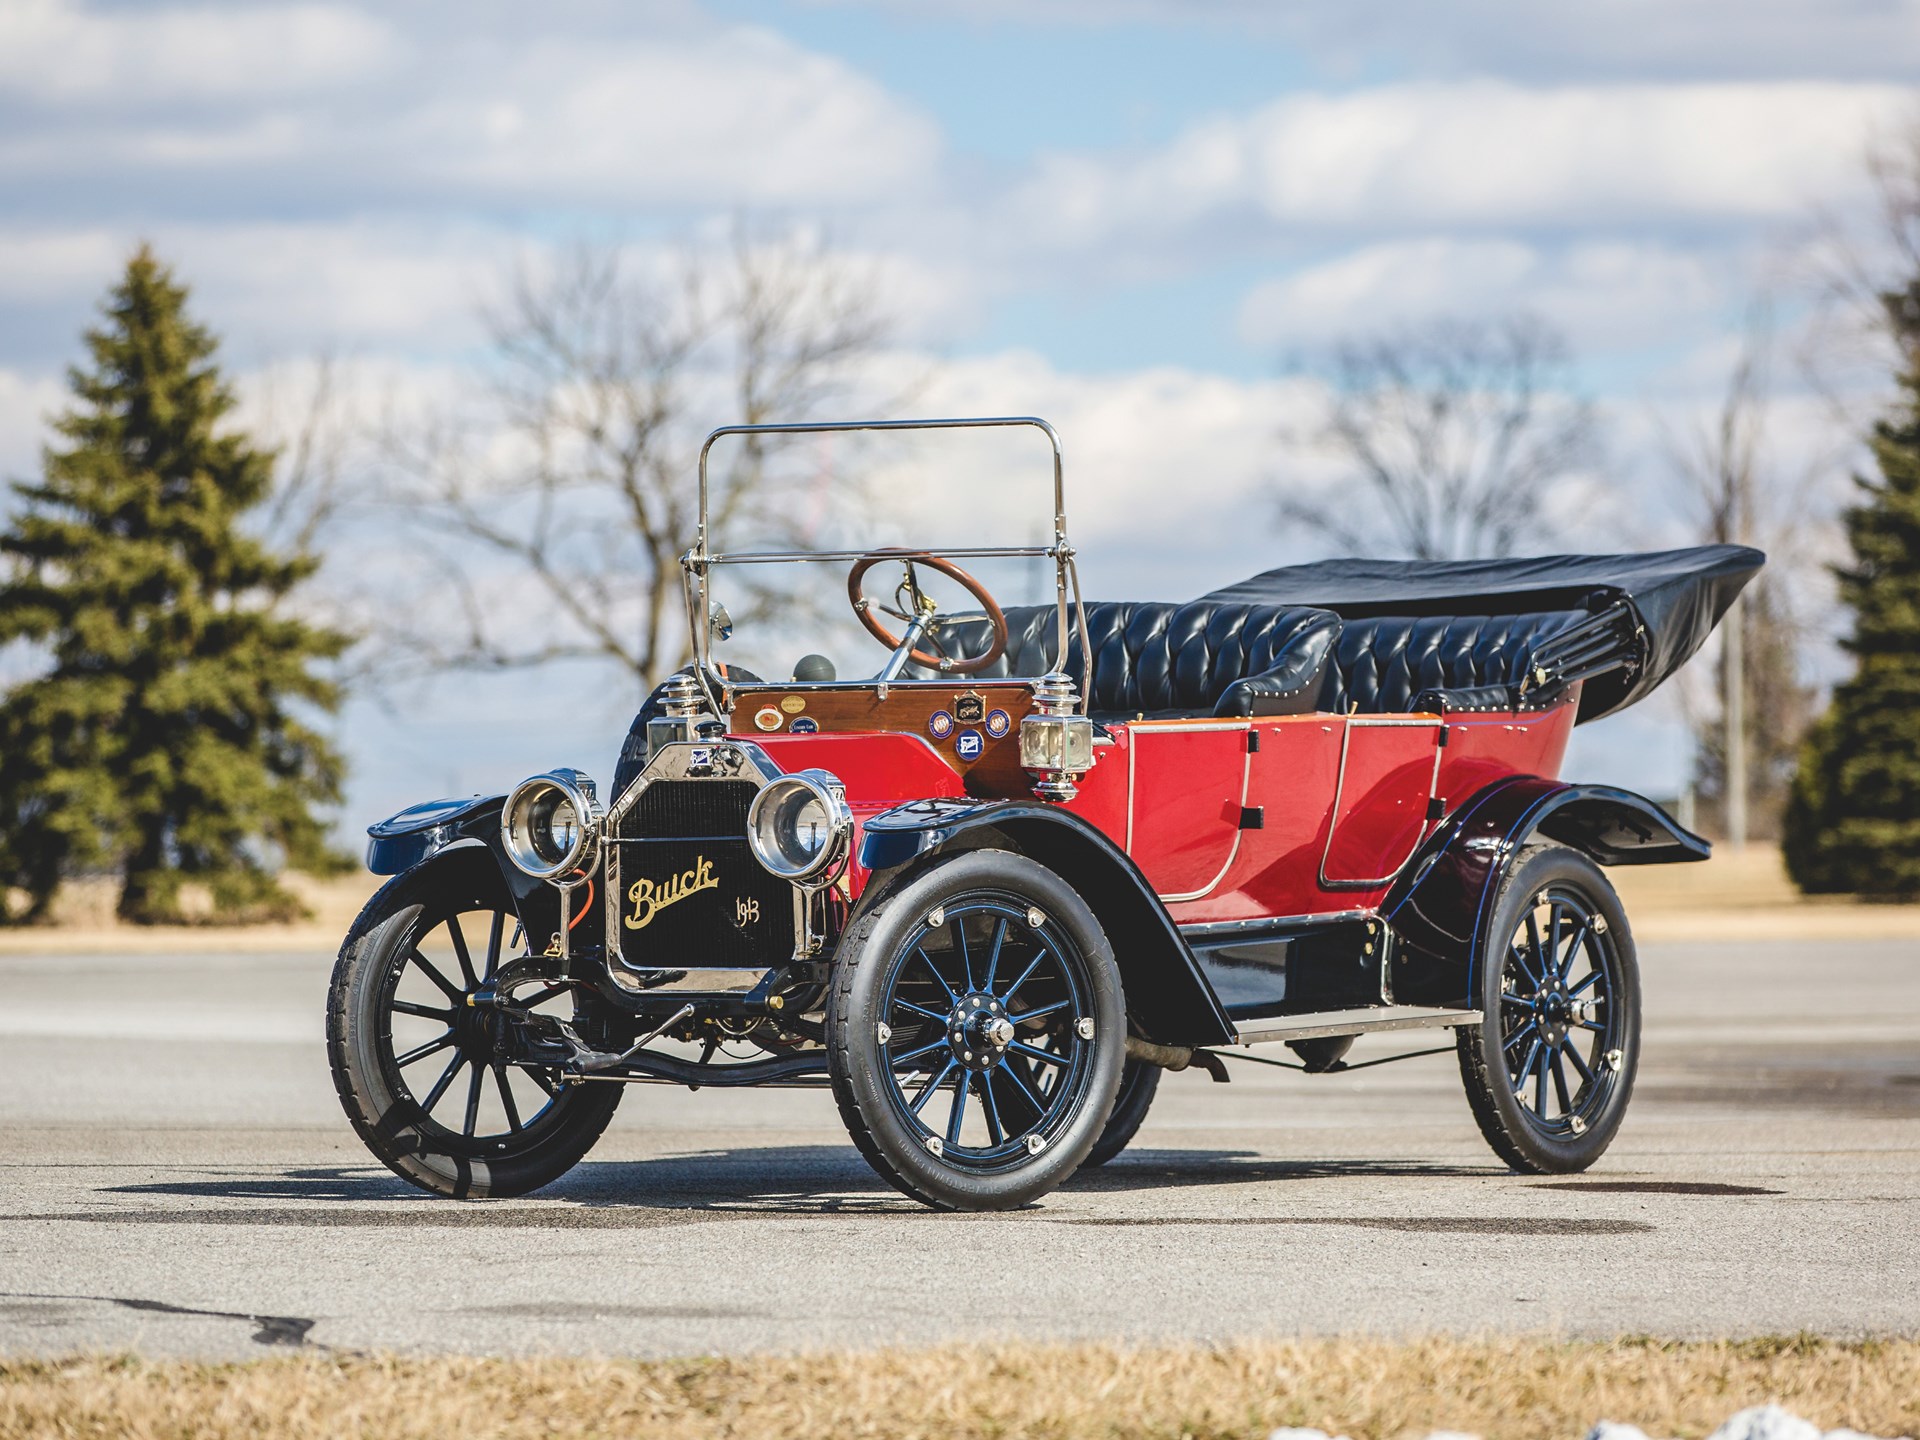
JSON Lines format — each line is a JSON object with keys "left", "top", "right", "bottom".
{"left": 1064, "top": 1151, "right": 1491, "bottom": 1191}
{"left": 93, "top": 1148, "right": 1495, "bottom": 1221}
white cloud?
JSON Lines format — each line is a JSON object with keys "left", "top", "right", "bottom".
{"left": 0, "top": 368, "right": 63, "bottom": 482}
{"left": 0, "top": 221, "right": 505, "bottom": 363}
{"left": 843, "top": 348, "right": 1333, "bottom": 599}
{"left": 0, "top": 3, "right": 945, "bottom": 212}
{"left": 0, "top": 0, "right": 396, "bottom": 106}
{"left": 1004, "top": 81, "right": 1908, "bottom": 253}
{"left": 1238, "top": 238, "right": 1730, "bottom": 354}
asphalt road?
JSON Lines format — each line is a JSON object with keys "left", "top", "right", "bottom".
{"left": 2, "top": 936, "right": 1917, "bottom": 1359}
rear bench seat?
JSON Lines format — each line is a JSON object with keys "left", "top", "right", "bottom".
{"left": 1321, "top": 610, "right": 1589, "bottom": 715}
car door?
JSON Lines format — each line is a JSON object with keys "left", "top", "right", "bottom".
{"left": 1319, "top": 717, "right": 1444, "bottom": 888}
{"left": 1126, "top": 721, "right": 1251, "bottom": 900}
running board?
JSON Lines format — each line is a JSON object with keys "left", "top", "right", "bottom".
{"left": 1232, "top": 1005, "right": 1481, "bottom": 1046}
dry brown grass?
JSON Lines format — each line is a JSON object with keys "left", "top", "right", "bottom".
{"left": 7, "top": 846, "right": 1917, "bottom": 954}
{"left": 2, "top": 1337, "right": 1915, "bottom": 1440}
{"left": 1574, "top": 846, "right": 1920, "bottom": 941}
{"left": 0, "top": 872, "right": 379, "bottom": 954}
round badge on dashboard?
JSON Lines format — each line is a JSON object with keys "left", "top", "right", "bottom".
{"left": 984, "top": 708, "right": 1011, "bottom": 738}
{"left": 754, "top": 706, "right": 783, "bottom": 731}
{"left": 789, "top": 716, "right": 819, "bottom": 734}
{"left": 779, "top": 695, "right": 806, "bottom": 714}
{"left": 954, "top": 729, "right": 985, "bottom": 761}
{"left": 928, "top": 709, "right": 955, "bottom": 740}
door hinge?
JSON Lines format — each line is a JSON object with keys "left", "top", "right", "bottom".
{"left": 1436, "top": 725, "right": 1451, "bottom": 747}
{"left": 1238, "top": 806, "right": 1265, "bottom": 830}
{"left": 1427, "top": 797, "right": 1448, "bottom": 821}
{"left": 1246, "top": 729, "right": 1261, "bottom": 753}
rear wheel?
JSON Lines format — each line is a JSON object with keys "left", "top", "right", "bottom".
{"left": 327, "top": 849, "right": 621, "bottom": 1198}
{"left": 1083, "top": 1058, "right": 1161, "bottom": 1167}
{"left": 1457, "top": 844, "right": 1640, "bottom": 1173}
{"left": 827, "top": 849, "right": 1125, "bottom": 1210}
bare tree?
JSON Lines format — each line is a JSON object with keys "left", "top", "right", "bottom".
{"left": 1664, "top": 304, "right": 1822, "bottom": 844}
{"left": 382, "top": 228, "right": 893, "bottom": 701}
{"left": 254, "top": 354, "right": 358, "bottom": 559}
{"left": 1866, "top": 124, "right": 1920, "bottom": 357}
{"left": 1277, "top": 315, "right": 1599, "bottom": 560}
{"left": 1798, "top": 119, "right": 1920, "bottom": 421}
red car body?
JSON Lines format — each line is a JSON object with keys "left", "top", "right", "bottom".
{"left": 755, "top": 697, "right": 1574, "bottom": 923}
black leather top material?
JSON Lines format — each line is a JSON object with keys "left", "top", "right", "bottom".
{"left": 1316, "top": 610, "right": 1587, "bottom": 715}
{"left": 1202, "top": 544, "right": 1762, "bottom": 723}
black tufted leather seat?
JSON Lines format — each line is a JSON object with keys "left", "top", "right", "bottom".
{"left": 924, "top": 601, "right": 1342, "bottom": 720}
{"left": 931, "top": 602, "right": 1587, "bottom": 719}
{"left": 1317, "top": 611, "right": 1588, "bottom": 714}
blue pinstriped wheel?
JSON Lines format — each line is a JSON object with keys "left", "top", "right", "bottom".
{"left": 1459, "top": 844, "right": 1640, "bottom": 1173}
{"left": 828, "top": 849, "right": 1125, "bottom": 1210}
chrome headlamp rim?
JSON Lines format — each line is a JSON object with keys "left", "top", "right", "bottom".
{"left": 745, "top": 768, "right": 852, "bottom": 886}
{"left": 500, "top": 768, "right": 603, "bottom": 881}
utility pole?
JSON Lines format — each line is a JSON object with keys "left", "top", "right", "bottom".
{"left": 1724, "top": 590, "right": 1747, "bottom": 850}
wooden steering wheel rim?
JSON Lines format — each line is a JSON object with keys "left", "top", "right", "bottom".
{"left": 846, "top": 549, "right": 1010, "bottom": 675}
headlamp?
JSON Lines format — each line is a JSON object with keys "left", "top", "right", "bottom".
{"left": 500, "top": 769, "right": 602, "bottom": 880}
{"left": 746, "top": 769, "right": 852, "bottom": 885}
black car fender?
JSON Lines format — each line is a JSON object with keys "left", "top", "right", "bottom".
{"left": 1381, "top": 775, "right": 1709, "bottom": 1008}
{"left": 857, "top": 799, "right": 1235, "bottom": 1047}
{"left": 365, "top": 794, "right": 578, "bottom": 959}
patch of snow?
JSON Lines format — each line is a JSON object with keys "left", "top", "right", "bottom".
{"left": 1710, "top": 1406, "right": 1827, "bottom": 1440}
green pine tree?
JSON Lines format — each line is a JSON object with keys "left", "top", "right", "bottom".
{"left": 0, "top": 246, "right": 351, "bottom": 924}
{"left": 1783, "top": 273, "right": 1920, "bottom": 898}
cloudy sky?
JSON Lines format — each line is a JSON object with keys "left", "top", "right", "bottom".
{"left": 1, "top": 0, "right": 1913, "bottom": 826}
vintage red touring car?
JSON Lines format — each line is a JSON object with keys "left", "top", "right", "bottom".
{"left": 328, "top": 416, "right": 1762, "bottom": 1210}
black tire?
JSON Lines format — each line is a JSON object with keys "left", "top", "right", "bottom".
{"left": 1083, "top": 1058, "right": 1161, "bottom": 1167}
{"left": 1457, "top": 843, "right": 1640, "bottom": 1174}
{"left": 327, "top": 848, "right": 622, "bottom": 1198}
{"left": 826, "top": 849, "right": 1126, "bottom": 1210}
{"left": 611, "top": 715, "right": 650, "bottom": 804}
{"left": 612, "top": 664, "right": 765, "bottom": 803}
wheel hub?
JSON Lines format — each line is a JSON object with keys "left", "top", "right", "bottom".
{"left": 450, "top": 993, "right": 496, "bottom": 1060}
{"left": 948, "top": 994, "right": 1014, "bottom": 1071}
{"left": 1536, "top": 987, "right": 1573, "bottom": 1045}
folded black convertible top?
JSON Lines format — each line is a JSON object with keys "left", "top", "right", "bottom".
{"left": 1201, "top": 544, "right": 1764, "bottom": 723}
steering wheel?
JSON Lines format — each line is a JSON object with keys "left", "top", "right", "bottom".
{"left": 846, "top": 549, "right": 1009, "bottom": 675}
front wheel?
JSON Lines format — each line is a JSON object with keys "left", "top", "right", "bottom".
{"left": 327, "top": 848, "right": 622, "bottom": 1198}
{"left": 827, "top": 849, "right": 1126, "bottom": 1210}
{"left": 1457, "top": 844, "right": 1640, "bottom": 1174}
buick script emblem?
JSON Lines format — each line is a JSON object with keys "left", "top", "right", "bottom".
{"left": 625, "top": 855, "right": 719, "bottom": 930}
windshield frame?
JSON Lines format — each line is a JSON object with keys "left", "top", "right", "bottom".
{"left": 683, "top": 416, "right": 1091, "bottom": 707}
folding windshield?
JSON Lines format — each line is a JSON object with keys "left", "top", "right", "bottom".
{"left": 684, "top": 417, "right": 1091, "bottom": 695}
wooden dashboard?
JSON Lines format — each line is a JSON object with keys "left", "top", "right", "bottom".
{"left": 725, "top": 680, "right": 1036, "bottom": 797}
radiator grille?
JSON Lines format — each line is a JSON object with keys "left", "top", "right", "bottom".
{"left": 613, "top": 779, "right": 759, "bottom": 841}
{"left": 611, "top": 780, "right": 792, "bottom": 973}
